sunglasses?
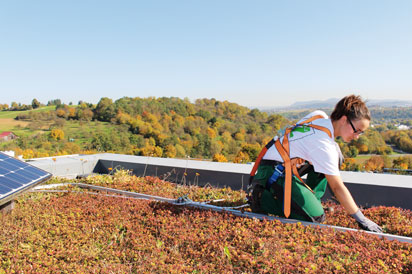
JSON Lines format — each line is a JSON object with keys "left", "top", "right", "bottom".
{"left": 348, "top": 119, "right": 364, "bottom": 135}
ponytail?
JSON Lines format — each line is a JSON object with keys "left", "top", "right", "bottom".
{"left": 330, "top": 95, "right": 370, "bottom": 122}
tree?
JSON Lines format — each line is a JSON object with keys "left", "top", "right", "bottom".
{"left": 352, "top": 135, "right": 369, "bottom": 154}
{"left": 233, "top": 151, "right": 250, "bottom": 163}
{"left": 95, "top": 97, "right": 115, "bottom": 121}
{"left": 47, "top": 99, "right": 62, "bottom": 106}
{"left": 210, "top": 140, "right": 223, "bottom": 156}
{"left": 240, "top": 143, "right": 261, "bottom": 161}
{"left": 347, "top": 146, "right": 359, "bottom": 158}
{"left": 234, "top": 132, "right": 245, "bottom": 142}
{"left": 31, "top": 98, "right": 41, "bottom": 109}
{"left": 22, "top": 149, "right": 35, "bottom": 159}
{"left": 364, "top": 156, "right": 384, "bottom": 172}
{"left": 174, "top": 144, "right": 186, "bottom": 158}
{"left": 341, "top": 158, "right": 361, "bottom": 171}
{"left": 164, "top": 144, "right": 177, "bottom": 158}
{"left": 399, "top": 137, "right": 412, "bottom": 153}
{"left": 393, "top": 156, "right": 411, "bottom": 170}
{"left": 382, "top": 155, "right": 392, "bottom": 169}
{"left": 91, "top": 132, "right": 110, "bottom": 151}
{"left": 139, "top": 144, "right": 163, "bottom": 157}
{"left": 68, "top": 108, "right": 76, "bottom": 119}
{"left": 56, "top": 108, "right": 67, "bottom": 118}
{"left": 212, "top": 153, "right": 227, "bottom": 162}
{"left": 11, "top": 102, "right": 18, "bottom": 110}
{"left": 76, "top": 108, "right": 94, "bottom": 121}
{"left": 50, "top": 129, "right": 65, "bottom": 141}
{"left": 267, "top": 114, "right": 288, "bottom": 132}
{"left": 206, "top": 127, "right": 217, "bottom": 139}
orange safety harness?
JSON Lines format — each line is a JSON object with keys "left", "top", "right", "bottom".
{"left": 249, "top": 115, "right": 332, "bottom": 218}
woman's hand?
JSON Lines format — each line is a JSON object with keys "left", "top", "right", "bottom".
{"left": 351, "top": 209, "right": 383, "bottom": 233}
{"left": 325, "top": 174, "right": 383, "bottom": 233}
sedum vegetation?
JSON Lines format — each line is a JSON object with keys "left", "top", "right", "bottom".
{"left": 1, "top": 171, "right": 411, "bottom": 273}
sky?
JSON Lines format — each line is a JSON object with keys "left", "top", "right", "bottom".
{"left": 0, "top": 1, "right": 411, "bottom": 108}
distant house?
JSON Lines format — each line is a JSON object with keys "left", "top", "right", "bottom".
{"left": 397, "top": 124, "right": 410, "bottom": 130}
{"left": 0, "top": 132, "right": 17, "bottom": 142}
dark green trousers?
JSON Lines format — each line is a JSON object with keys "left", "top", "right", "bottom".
{"left": 253, "top": 164, "right": 327, "bottom": 222}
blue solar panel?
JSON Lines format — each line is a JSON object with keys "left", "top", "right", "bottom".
{"left": 0, "top": 152, "right": 51, "bottom": 206}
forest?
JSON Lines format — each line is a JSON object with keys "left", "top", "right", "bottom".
{"left": 1, "top": 97, "right": 412, "bottom": 173}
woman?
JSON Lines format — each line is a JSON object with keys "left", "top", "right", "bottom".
{"left": 248, "top": 95, "right": 382, "bottom": 232}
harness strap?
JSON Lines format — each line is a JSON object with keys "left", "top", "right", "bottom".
{"left": 279, "top": 116, "right": 331, "bottom": 218}
{"left": 291, "top": 158, "right": 314, "bottom": 194}
{"left": 274, "top": 139, "right": 292, "bottom": 217}
{"left": 309, "top": 125, "right": 332, "bottom": 138}
{"left": 248, "top": 115, "right": 332, "bottom": 218}
{"left": 287, "top": 115, "right": 332, "bottom": 140}
{"left": 249, "top": 138, "right": 275, "bottom": 184}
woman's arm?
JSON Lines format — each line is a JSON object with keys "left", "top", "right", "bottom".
{"left": 324, "top": 174, "right": 358, "bottom": 214}
{"left": 325, "top": 174, "right": 382, "bottom": 232}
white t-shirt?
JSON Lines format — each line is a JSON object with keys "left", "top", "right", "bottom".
{"left": 262, "top": 110, "right": 341, "bottom": 176}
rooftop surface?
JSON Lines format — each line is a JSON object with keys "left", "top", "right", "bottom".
{"left": 28, "top": 153, "right": 412, "bottom": 189}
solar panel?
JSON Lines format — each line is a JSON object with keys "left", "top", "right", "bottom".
{"left": 0, "top": 152, "right": 52, "bottom": 206}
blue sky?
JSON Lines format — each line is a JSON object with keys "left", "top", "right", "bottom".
{"left": 0, "top": 1, "right": 411, "bottom": 107}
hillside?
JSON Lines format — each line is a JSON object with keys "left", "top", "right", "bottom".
{"left": 268, "top": 106, "right": 412, "bottom": 124}
{"left": 1, "top": 96, "right": 412, "bottom": 173}
{"left": 1, "top": 97, "right": 290, "bottom": 162}
{"left": 264, "top": 98, "right": 412, "bottom": 112}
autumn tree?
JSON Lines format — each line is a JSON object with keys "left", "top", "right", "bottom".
{"left": 76, "top": 108, "right": 94, "bottom": 121}
{"left": 233, "top": 151, "right": 250, "bottom": 163}
{"left": 240, "top": 143, "right": 261, "bottom": 162}
{"left": 341, "top": 158, "right": 361, "bottom": 171}
{"left": 364, "top": 156, "right": 384, "bottom": 172}
{"left": 392, "top": 156, "right": 412, "bottom": 170}
{"left": 212, "top": 153, "right": 227, "bottom": 162}
{"left": 68, "top": 108, "right": 76, "bottom": 119}
{"left": 50, "top": 129, "right": 65, "bottom": 141}
{"left": 174, "top": 144, "right": 186, "bottom": 158}
{"left": 164, "top": 144, "right": 177, "bottom": 158}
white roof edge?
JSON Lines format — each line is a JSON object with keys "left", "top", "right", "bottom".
{"left": 96, "top": 153, "right": 253, "bottom": 173}
{"left": 27, "top": 153, "right": 412, "bottom": 189}
{"left": 340, "top": 171, "right": 412, "bottom": 188}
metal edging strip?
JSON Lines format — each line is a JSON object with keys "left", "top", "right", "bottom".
{"left": 34, "top": 183, "right": 412, "bottom": 244}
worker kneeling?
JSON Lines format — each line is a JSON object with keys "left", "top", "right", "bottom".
{"left": 248, "top": 95, "right": 383, "bottom": 233}
{"left": 249, "top": 160, "right": 328, "bottom": 223}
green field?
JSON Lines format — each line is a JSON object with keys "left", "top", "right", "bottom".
{"left": 0, "top": 106, "right": 76, "bottom": 137}
{"left": 62, "top": 120, "right": 114, "bottom": 146}
{"left": 0, "top": 109, "right": 117, "bottom": 154}
{"left": 0, "top": 107, "right": 54, "bottom": 136}
{"left": 0, "top": 106, "right": 56, "bottom": 119}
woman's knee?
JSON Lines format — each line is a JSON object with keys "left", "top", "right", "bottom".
{"left": 312, "top": 213, "right": 326, "bottom": 223}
